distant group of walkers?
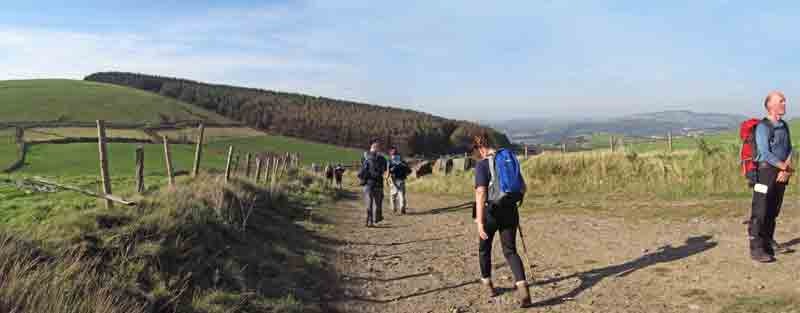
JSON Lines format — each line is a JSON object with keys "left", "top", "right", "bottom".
{"left": 357, "top": 140, "right": 411, "bottom": 227}
{"left": 323, "top": 163, "right": 346, "bottom": 189}
{"left": 348, "top": 90, "right": 793, "bottom": 308}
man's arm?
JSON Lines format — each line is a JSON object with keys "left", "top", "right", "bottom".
{"left": 756, "top": 123, "right": 790, "bottom": 170}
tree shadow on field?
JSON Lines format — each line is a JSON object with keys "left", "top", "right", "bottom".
{"left": 531, "top": 235, "right": 717, "bottom": 308}
{"left": 405, "top": 201, "right": 474, "bottom": 216}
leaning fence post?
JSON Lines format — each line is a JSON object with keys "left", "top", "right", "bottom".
{"left": 192, "top": 123, "right": 205, "bottom": 177}
{"left": 135, "top": 146, "right": 145, "bottom": 193}
{"left": 245, "top": 153, "right": 252, "bottom": 178}
{"left": 96, "top": 120, "right": 113, "bottom": 208}
{"left": 163, "top": 136, "right": 175, "bottom": 187}
{"left": 255, "top": 157, "right": 263, "bottom": 182}
{"left": 225, "top": 146, "right": 234, "bottom": 182}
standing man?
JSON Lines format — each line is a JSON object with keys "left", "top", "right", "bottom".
{"left": 472, "top": 134, "right": 531, "bottom": 307}
{"left": 387, "top": 146, "right": 410, "bottom": 214}
{"left": 358, "top": 139, "right": 387, "bottom": 227}
{"left": 750, "top": 91, "right": 793, "bottom": 263}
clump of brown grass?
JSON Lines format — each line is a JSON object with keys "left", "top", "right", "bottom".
{"left": 0, "top": 232, "right": 146, "bottom": 313}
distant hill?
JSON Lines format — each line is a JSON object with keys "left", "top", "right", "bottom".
{"left": 0, "top": 79, "right": 232, "bottom": 124}
{"left": 491, "top": 110, "right": 746, "bottom": 144}
{"left": 85, "top": 72, "right": 509, "bottom": 155}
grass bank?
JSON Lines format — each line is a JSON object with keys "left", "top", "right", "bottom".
{"left": 411, "top": 147, "right": 778, "bottom": 200}
{"left": 0, "top": 170, "right": 341, "bottom": 313}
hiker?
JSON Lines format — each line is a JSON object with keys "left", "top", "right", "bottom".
{"left": 471, "top": 134, "right": 532, "bottom": 307}
{"left": 387, "top": 146, "right": 410, "bottom": 214}
{"left": 334, "top": 163, "right": 346, "bottom": 189}
{"left": 749, "top": 91, "right": 794, "bottom": 262}
{"left": 358, "top": 139, "right": 387, "bottom": 227}
{"left": 325, "top": 163, "right": 335, "bottom": 185}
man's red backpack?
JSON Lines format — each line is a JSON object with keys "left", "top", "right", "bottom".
{"left": 740, "top": 118, "right": 779, "bottom": 185}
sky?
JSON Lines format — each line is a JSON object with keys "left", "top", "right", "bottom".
{"left": 2, "top": 0, "right": 800, "bottom": 121}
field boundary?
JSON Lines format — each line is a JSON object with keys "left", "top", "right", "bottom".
{"left": 2, "top": 142, "right": 27, "bottom": 173}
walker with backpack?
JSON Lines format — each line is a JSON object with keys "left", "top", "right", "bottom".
{"left": 740, "top": 118, "right": 790, "bottom": 186}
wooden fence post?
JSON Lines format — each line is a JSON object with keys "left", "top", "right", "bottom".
{"left": 255, "top": 157, "right": 263, "bottom": 182}
{"left": 667, "top": 131, "right": 673, "bottom": 154}
{"left": 264, "top": 156, "right": 272, "bottom": 184}
{"left": 610, "top": 136, "right": 615, "bottom": 153}
{"left": 192, "top": 123, "right": 205, "bottom": 177}
{"left": 135, "top": 146, "right": 145, "bottom": 193}
{"left": 524, "top": 144, "right": 529, "bottom": 159}
{"left": 224, "top": 146, "right": 234, "bottom": 182}
{"left": 163, "top": 136, "right": 175, "bottom": 187}
{"left": 232, "top": 154, "right": 240, "bottom": 177}
{"left": 245, "top": 153, "right": 252, "bottom": 178}
{"left": 561, "top": 143, "right": 567, "bottom": 153}
{"left": 96, "top": 120, "right": 113, "bottom": 208}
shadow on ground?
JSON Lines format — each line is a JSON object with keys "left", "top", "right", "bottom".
{"left": 405, "top": 201, "right": 474, "bottom": 216}
{"left": 531, "top": 235, "right": 718, "bottom": 308}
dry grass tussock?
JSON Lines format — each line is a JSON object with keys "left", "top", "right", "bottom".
{"left": 412, "top": 147, "right": 770, "bottom": 199}
{"left": 0, "top": 170, "right": 338, "bottom": 313}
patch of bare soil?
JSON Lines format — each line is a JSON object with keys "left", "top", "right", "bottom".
{"left": 317, "top": 189, "right": 800, "bottom": 313}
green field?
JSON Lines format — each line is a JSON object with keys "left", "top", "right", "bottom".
{"left": 210, "top": 135, "right": 362, "bottom": 166}
{"left": 0, "top": 79, "right": 231, "bottom": 123}
{"left": 0, "top": 129, "right": 18, "bottom": 168}
{"left": 590, "top": 119, "right": 800, "bottom": 154}
{"left": 21, "top": 142, "right": 228, "bottom": 178}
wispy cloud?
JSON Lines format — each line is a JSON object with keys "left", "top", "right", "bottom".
{"left": 2, "top": 1, "right": 800, "bottom": 120}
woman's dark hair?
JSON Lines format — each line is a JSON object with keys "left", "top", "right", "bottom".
{"left": 472, "top": 132, "right": 494, "bottom": 151}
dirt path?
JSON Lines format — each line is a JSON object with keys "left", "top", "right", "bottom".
{"left": 317, "top": 189, "right": 800, "bottom": 313}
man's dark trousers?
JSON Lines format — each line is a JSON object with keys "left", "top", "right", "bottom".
{"left": 364, "top": 184, "right": 384, "bottom": 224}
{"left": 749, "top": 163, "right": 787, "bottom": 255}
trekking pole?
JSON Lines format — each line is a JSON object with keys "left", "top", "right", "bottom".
{"left": 517, "top": 224, "right": 533, "bottom": 275}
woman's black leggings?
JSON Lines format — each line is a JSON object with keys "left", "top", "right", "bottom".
{"left": 478, "top": 218, "right": 526, "bottom": 283}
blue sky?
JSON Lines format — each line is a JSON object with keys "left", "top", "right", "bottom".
{"left": 1, "top": 1, "right": 799, "bottom": 121}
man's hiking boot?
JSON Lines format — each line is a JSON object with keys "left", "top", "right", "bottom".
{"left": 770, "top": 240, "right": 792, "bottom": 254}
{"left": 480, "top": 278, "right": 497, "bottom": 298}
{"left": 751, "top": 251, "right": 776, "bottom": 263}
{"left": 515, "top": 281, "right": 532, "bottom": 308}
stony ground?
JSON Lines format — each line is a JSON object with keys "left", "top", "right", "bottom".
{"left": 314, "top": 188, "right": 800, "bottom": 313}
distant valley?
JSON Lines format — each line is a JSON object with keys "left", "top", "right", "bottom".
{"left": 488, "top": 110, "right": 746, "bottom": 144}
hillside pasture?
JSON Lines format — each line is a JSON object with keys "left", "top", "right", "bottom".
{"left": 0, "top": 79, "right": 232, "bottom": 123}
{"left": 0, "top": 129, "right": 19, "bottom": 169}
{"left": 21, "top": 142, "right": 228, "bottom": 178}
{"left": 209, "top": 135, "right": 362, "bottom": 166}
{"left": 156, "top": 126, "right": 265, "bottom": 143}
{"left": 24, "top": 127, "right": 152, "bottom": 142}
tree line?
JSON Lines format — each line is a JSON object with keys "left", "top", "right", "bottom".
{"left": 85, "top": 72, "right": 509, "bottom": 156}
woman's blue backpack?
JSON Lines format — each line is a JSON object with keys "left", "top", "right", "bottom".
{"left": 488, "top": 148, "right": 525, "bottom": 206}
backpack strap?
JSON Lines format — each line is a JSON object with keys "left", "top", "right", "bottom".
{"left": 759, "top": 118, "right": 776, "bottom": 153}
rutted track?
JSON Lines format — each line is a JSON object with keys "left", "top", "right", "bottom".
{"left": 318, "top": 188, "right": 800, "bottom": 313}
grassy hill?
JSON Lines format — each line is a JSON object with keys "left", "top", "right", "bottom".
{"left": 0, "top": 79, "right": 232, "bottom": 123}
{"left": 0, "top": 79, "right": 362, "bottom": 171}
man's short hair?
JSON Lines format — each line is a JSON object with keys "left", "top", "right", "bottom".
{"left": 764, "top": 91, "right": 786, "bottom": 109}
{"left": 369, "top": 139, "right": 382, "bottom": 146}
